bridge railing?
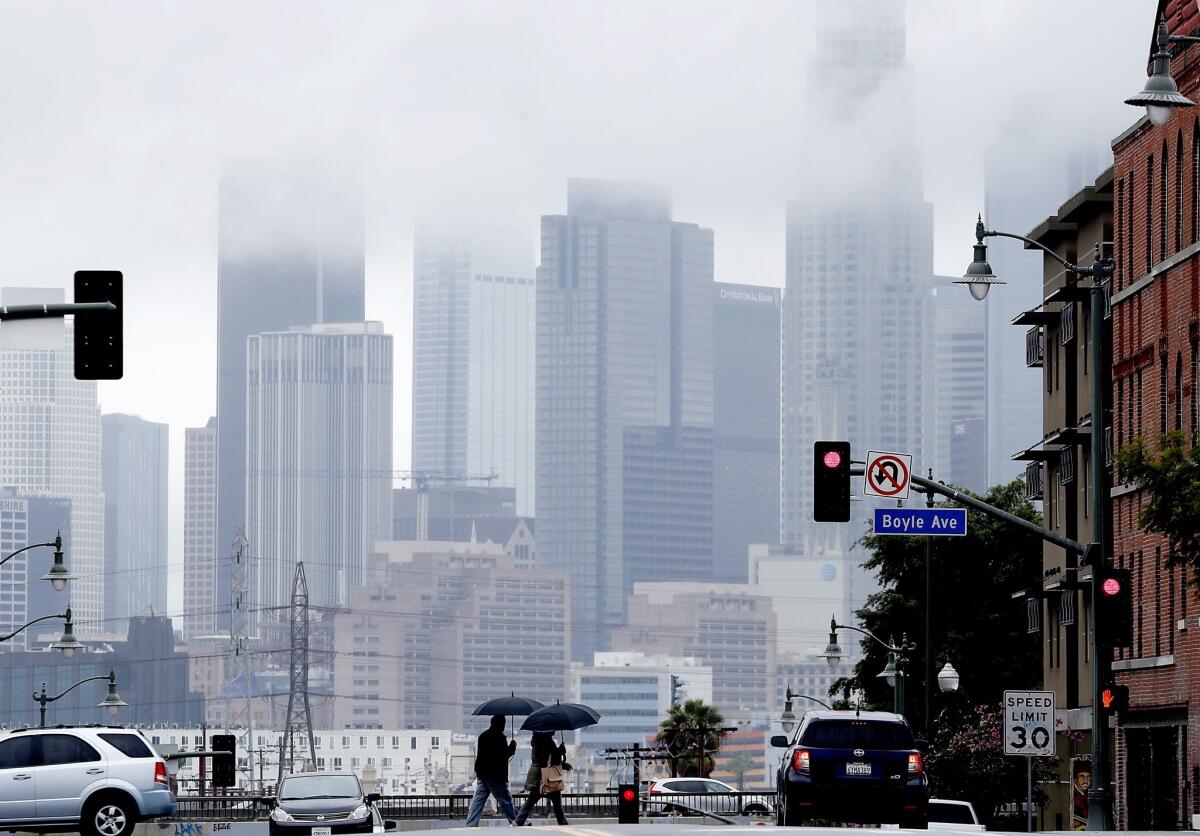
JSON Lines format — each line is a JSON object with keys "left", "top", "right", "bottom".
{"left": 170, "top": 791, "right": 775, "bottom": 822}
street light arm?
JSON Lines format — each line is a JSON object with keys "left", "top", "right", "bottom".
{"left": 833, "top": 621, "right": 900, "bottom": 654}
{"left": 983, "top": 229, "right": 1087, "bottom": 274}
{"left": 0, "top": 611, "right": 68, "bottom": 644}
{"left": 37, "top": 672, "right": 114, "bottom": 705}
{"left": 0, "top": 535, "right": 63, "bottom": 569}
{"left": 787, "top": 690, "right": 832, "bottom": 711}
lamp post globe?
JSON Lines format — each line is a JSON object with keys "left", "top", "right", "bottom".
{"left": 937, "top": 662, "right": 961, "bottom": 694}
{"left": 1126, "top": 22, "right": 1195, "bottom": 126}
{"left": 97, "top": 674, "right": 127, "bottom": 717}
{"left": 955, "top": 216, "right": 1005, "bottom": 301}
{"left": 820, "top": 616, "right": 842, "bottom": 668}
{"left": 50, "top": 611, "right": 84, "bottom": 658}
{"left": 877, "top": 654, "right": 899, "bottom": 689}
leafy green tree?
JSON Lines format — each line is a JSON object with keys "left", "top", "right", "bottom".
{"left": 1117, "top": 431, "right": 1200, "bottom": 581}
{"left": 927, "top": 703, "right": 1057, "bottom": 827}
{"left": 835, "top": 480, "right": 1043, "bottom": 734}
{"left": 656, "top": 699, "right": 728, "bottom": 777}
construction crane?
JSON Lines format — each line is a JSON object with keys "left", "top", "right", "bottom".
{"left": 397, "top": 471, "right": 499, "bottom": 541}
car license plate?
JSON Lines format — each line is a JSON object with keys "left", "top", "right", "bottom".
{"left": 311, "top": 828, "right": 332, "bottom": 836}
{"left": 845, "top": 762, "right": 873, "bottom": 776}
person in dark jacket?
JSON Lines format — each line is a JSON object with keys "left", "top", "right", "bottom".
{"left": 512, "top": 731, "right": 570, "bottom": 826}
{"left": 466, "top": 715, "right": 518, "bottom": 826}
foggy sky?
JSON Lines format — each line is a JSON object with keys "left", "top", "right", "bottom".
{"left": 0, "top": 1, "right": 1155, "bottom": 612}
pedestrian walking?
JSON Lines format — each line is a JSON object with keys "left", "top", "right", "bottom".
{"left": 466, "top": 715, "right": 519, "bottom": 827}
{"left": 512, "top": 731, "right": 570, "bottom": 826}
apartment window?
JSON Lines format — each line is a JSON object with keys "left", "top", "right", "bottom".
{"left": 1117, "top": 178, "right": 1125, "bottom": 289}
{"left": 1192, "top": 342, "right": 1199, "bottom": 440}
{"left": 1161, "top": 140, "right": 1169, "bottom": 261}
{"left": 1129, "top": 169, "right": 1137, "bottom": 277}
{"left": 1177, "top": 131, "right": 1185, "bottom": 253}
{"left": 1137, "top": 368, "right": 1144, "bottom": 434}
{"left": 1162, "top": 354, "right": 1170, "bottom": 433}
{"left": 1148, "top": 154, "right": 1155, "bottom": 271}
{"left": 1169, "top": 561, "right": 1176, "bottom": 654}
{"left": 1137, "top": 551, "right": 1145, "bottom": 657}
{"left": 1155, "top": 548, "right": 1163, "bottom": 656}
{"left": 411, "top": 737, "right": 417, "bottom": 750}
{"left": 1117, "top": 379, "right": 1125, "bottom": 451}
{"left": 1176, "top": 353, "right": 1184, "bottom": 430}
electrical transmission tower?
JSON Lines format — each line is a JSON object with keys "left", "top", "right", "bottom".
{"left": 277, "top": 561, "right": 317, "bottom": 785}
{"left": 226, "top": 529, "right": 256, "bottom": 789}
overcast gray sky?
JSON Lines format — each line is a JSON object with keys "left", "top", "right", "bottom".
{"left": 0, "top": 1, "right": 1155, "bottom": 610}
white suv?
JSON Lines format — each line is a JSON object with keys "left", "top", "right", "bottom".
{"left": 0, "top": 726, "right": 176, "bottom": 836}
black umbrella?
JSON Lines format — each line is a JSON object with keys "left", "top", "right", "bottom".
{"left": 472, "top": 693, "right": 546, "bottom": 718}
{"left": 520, "top": 701, "right": 601, "bottom": 732}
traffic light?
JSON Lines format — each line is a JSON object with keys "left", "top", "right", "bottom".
{"left": 814, "top": 441, "right": 852, "bottom": 522}
{"left": 73, "top": 271, "right": 123, "bottom": 380}
{"left": 617, "top": 784, "right": 639, "bottom": 824}
{"left": 1101, "top": 683, "right": 1129, "bottom": 715}
{"left": 1095, "top": 567, "right": 1133, "bottom": 649}
{"left": 211, "top": 734, "right": 236, "bottom": 788}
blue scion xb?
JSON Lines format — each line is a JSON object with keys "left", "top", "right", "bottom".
{"left": 772, "top": 710, "right": 928, "bottom": 829}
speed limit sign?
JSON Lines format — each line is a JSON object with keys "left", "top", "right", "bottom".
{"left": 1004, "top": 690, "right": 1056, "bottom": 757}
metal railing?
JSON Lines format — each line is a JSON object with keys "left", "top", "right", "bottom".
{"left": 169, "top": 791, "right": 776, "bottom": 822}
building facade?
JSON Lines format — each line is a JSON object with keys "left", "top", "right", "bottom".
{"left": 931, "top": 278, "right": 988, "bottom": 493}
{"left": 0, "top": 328, "right": 104, "bottom": 631}
{"left": 1109, "top": 5, "right": 1200, "bottom": 826}
{"left": 0, "top": 491, "right": 71, "bottom": 650}
{"left": 183, "top": 418, "right": 217, "bottom": 640}
{"left": 101, "top": 414, "right": 169, "bottom": 627}
{"left": 392, "top": 485, "right": 516, "bottom": 541}
{"left": 216, "top": 165, "right": 365, "bottom": 630}
{"left": 1020, "top": 170, "right": 1113, "bottom": 831}
{"left": 245, "top": 323, "right": 392, "bottom": 626}
{"left": 537, "top": 179, "right": 714, "bottom": 660}
{"left": 332, "top": 540, "right": 570, "bottom": 732}
{"left": 411, "top": 219, "right": 535, "bottom": 514}
{"left": 569, "top": 652, "right": 713, "bottom": 753}
{"left": 611, "top": 582, "right": 776, "bottom": 718}
{"left": 713, "top": 283, "right": 780, "bottom": 582}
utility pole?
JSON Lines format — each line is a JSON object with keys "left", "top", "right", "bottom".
{"left": 924, "top": 471, "right": 934, "bottom": 739}
{"left": 226, "top": 530, "right": 255, "bottom": 787}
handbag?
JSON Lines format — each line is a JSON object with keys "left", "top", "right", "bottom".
{"left": 540, "top": 765, "right": 565, "bottom": 794}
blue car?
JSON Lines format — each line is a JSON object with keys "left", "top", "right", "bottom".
{"left": 773, "top": 710, "right": 928, "bottom": 828}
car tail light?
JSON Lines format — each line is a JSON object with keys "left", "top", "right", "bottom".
{"left": 791, "top": 749, "right": 810, "bottom": 774}
{"left": 907, "top": 752, "right": 923, "bottom": 775}
{"left": 154, "top": 761, "right": 169, "bottom": 785}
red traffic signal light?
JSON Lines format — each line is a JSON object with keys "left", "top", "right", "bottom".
{"left": 814, "top": 441, "right": 852, "bottom": 523}
{"left": 822, "top": 449, "right": 843, "bottom": 469}
{"left": 1101, "top": 576, "right": 1122, "bottom": 596}
{"left": 617, "top": 783, "right": 639, "bottom": 824}
{"left": 621, "top": 788, "right": 636, "bottom": 802}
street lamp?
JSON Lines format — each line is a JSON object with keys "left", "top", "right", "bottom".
{"left": 936, "top": 663, "right": 960, "bottom": 694}
{"left": 780, "top": 686, "right": 831, "bottom": 735}
{"left": 876, "top": 652, "right": 899, "bottom": 689}
{"left": 0, "top": 608, "right": 82, "bottom": 657}
{"left": 1125, "top": 22, "right": 1196, "bottom": 126}
{"left": 958, "top": 217, "right": 1113, "bottom": 830}
{"left": 1, "top": 532, "right": 75, "bottom": 593}
{"left": 33, "top": 670, "right": 126, "bottom": 727}
{"left": 822, "top": 616, "right": 915, "bottom": 716}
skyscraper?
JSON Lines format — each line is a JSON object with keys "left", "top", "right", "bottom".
{"left": 183, "top": 417, "right": 217, "bottom": 640}
{"left": 411, "top": 218, "right": 535, "bottom": 513}
{"left": 781, "top": 0, "right": 933, "bottom": 620}
{"left": 537, "top": 179, "right": 714, "bottom": 660}
{"left": 931, "top": 278, "right": 988, "bottom": 493}
{"left": 245, "top": 322, "right": 392, "bottom": 627}
{"left": 101, "top": 414, "right": 169, "bottom": 627}
{"left": 0, "top": 328, "right": 104, "bottom": 631}
{"left": 215, "top": 164, "right": 365, "bottom": 629}
{"left": 713, "top": 283, "right": 780, "bottom": 582}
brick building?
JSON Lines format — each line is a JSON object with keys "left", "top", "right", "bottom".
{"left": 1110, "top": 0, "right": 1200, "bottom": 828}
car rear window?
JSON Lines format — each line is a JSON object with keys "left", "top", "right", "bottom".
{"left": 799, "top": 720, "right": 915, "bottom": 749}
{"left": 929, "top": 802, "right": 976, "bottom": 824}
{"left": 99, "top": 734, "right": 154, "bottom": 759}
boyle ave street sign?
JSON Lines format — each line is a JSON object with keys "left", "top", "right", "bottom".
{"left": 873, "top": 508, "right": 967, "bottom": 536}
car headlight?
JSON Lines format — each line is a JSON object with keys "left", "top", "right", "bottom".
{"left": 351, "top": 805, "right": 370, "bottom": 819}
{"left": 270, "top": 808, "right": 294, "bottom": 822}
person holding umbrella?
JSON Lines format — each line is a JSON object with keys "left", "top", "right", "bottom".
{"left": 512, "top": 731, "right": 570, "bottom": 826}
{"left": 465, "top": 715, "right": 519, "bottom": 827}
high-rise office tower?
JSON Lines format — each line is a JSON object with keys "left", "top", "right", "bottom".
{"left": 101, "top": 414, "right": 169, "bottom": 628}
{"left": 215, "top": 164, "right": 364, "bottom": 629}
{"left": 245, "top": 323, "right": 392, "bottom": 628}
{"left": 984, "top": 124, "right": 1101, "bottom": 486}
{"left": 931, "top": 278, "right": 988, "bottom": 493}
{"left": 411, "top": 218, "right": 535, "bottom": 513}
{"left": 781, "top": 0, "right": 933, "bottom": 619}
{"left": 183, "top": 417, "right": 217, "bottom": 640}
{"left": 537, "top": 179, "right": 714, "bottom": 660}
{"left": 0, "top": 329, "right": 104, "bottom": 631}
{"left": 713, "top": 283, "right": 781, "bottom": 582}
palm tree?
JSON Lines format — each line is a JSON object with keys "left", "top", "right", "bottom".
{"left": 655, "top": 699, "right": 728, "bottom": 778}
